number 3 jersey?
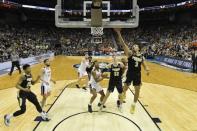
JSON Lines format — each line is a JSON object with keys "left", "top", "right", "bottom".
{"left": 127, "top": 53, "right": 145, "bottom": 75}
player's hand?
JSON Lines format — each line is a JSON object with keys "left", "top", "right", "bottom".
{"left": 23, "top": 88, "right": 31, "bottom": 92}
{"left": 101, "top": 73, "right": 108, "bottom": 78}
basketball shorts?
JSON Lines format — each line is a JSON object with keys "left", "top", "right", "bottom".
{"left": 41, "top": 83, "right": 51, "bottom": 95}
{"left": 108, "top": 80, "right": 123, "bottom": 94}
{"left": 78, "top": 70, "right": 88, "bottom": 78}
{"left": 124, "top": 73, "right": 142, "bottom": 87}
{"left": 90, "top": 82, "right": 103, "bottom": 93}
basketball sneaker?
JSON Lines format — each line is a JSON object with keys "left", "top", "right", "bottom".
{"left": 41, "top": 112, "right": 50, "bottom": 121}
{"left": 76, "top": 84, "right": 80, "bottom": 89}
{"left": 118, "top": 104, "right": 123, "bottom": 113}
{"left": 82, "top": 87, "right": 87, "bottom": 91}
{"left": 4, "top": 114, "right": 11, "bottom": 127}
{"left": 88, "top": 104, "right": 93, "bottom": 113}
{"left": 98, "top": 103, "right": 106, "bottom": 108}
{"left": 117, "top": 100, "right": 120, "bottom": 107}
{"left": 130, "top": 104, "right": 136, "bottom": 114}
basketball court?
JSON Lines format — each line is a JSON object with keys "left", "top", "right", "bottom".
{"left": 33, "top": 87, "right": 160, "bottom": 131}
{"left": 0, "top": 0, "right": 197, "bottom": 131}
{"left": 0, "top": 56, "right": 197, "bottom": 131}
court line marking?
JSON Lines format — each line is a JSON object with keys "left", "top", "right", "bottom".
{"left": 33, "top": 82, "right": 161, "bottom": 131}
{"left": 52, "top": 111, "right": 142, "bottom": 131}
{"left": 33, "top": 82, "right": 72, "bottom": 131}
{"left": 129, "top": 88, "right": 162, "bottom": 131}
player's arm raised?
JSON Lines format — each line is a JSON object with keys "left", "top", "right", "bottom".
{"left": 16, "top": 75, "right": 30, "bottom": 92}
{"left": 114, "top": 28, "right": 132, "bottom": 57}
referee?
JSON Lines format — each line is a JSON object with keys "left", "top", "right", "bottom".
{"left": 8, "top": 50, "right": 21, "bottom": 76}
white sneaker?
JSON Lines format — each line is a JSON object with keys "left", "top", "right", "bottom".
{"left": 130, "top": 104, "right": 136, "bottom": 114}
{"left": 4, "top": 114, "right": 10, "bottom": 126}
{"left": 118, "top": 105, "right": 123, "bottom": 113}
{"left": 41, "top": 112, "right": 50, "bottom": 121}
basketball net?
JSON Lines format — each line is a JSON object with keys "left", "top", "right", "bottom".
{"left": 91, "top": 0, "right": 103, "bottom": 44}
{"left": 91, "top": 27, "right": 103, "bottom": 36}
{"left": 91, "top": 27, "right": 103, "bottom": 44}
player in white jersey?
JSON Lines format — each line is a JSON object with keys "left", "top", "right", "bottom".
{"left": 39, "top": 59, "right": 56, "bottom": 108}
{"left": 88, "top": 61, "right": 107, "bottom": 113}
{"left": 76, "top": 54, "right": 89, "bottom": 91}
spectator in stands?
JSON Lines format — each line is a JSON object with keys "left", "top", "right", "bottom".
{"left": 0, "top": 23, "right": 196, "bottom": 63}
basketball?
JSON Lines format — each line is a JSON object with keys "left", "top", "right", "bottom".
{"left": 101, "top": 72, "right": 109, "bottom": 78}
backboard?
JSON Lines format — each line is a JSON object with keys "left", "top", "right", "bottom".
{"left": 55, "top": 0, "right": 139, "bottom": 28}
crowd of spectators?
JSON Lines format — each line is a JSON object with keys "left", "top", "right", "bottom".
{"left": 0, "top": 24, "right": 115, "bottom": 62}
{"left": 0, "top": 23, "right": 196, "bottom": 63}
{"left": 0, "top": 24, "right": 54, "bottom": 62}
{"left": 56, "top": 28, "right": 115, "bottom": 55}
{"left": 120, "top": 24, "right": 197, "bottom": 60}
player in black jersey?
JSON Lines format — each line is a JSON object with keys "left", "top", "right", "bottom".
{"left": 86, "top": 57, "right": 98, "bottom": 94}
{"left": 100, "top": 53, "right": 125, "bottom": 112}
{"left": 86, "top": 56, "right": 97, "bottom": 80}
{"left": 4, "top": 64, "right": 49, "bottom": 126}
{"left": 114, "top": 29, "right": 150, "bottom": 114}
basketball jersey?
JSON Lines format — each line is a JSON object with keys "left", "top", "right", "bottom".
{"left": 78, "top": 59, "right": 89, "bottom": 72}
{"left": 41, "top": 67, "right": 51, "bottom": 84}
{"left": 127, "top": 53, "right": 145, "bottom": 74}
{"left": 20, "top": 74, "right": 32, "bottom": 89}
{"left": 109, "top": 64, "right": 123, "bottom": 83}
{"left": 90, "top": 68, "right": 101, "bottom": 84}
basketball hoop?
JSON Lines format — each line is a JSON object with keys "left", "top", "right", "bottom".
{"left": 91, "top": 27, "right": 103, "bottom": 36}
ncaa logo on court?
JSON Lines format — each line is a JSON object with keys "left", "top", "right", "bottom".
{"left": 73, "top": 62, "right": 110, "bottom": 72}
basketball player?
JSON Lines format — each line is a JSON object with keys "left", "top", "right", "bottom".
{"left": 86, "top": 57, "right": 97, "bottom": 93}
{"left": 39, "top": 59, "right": 56, "bottom": 108}
{"left": 114, "top": 29, "right": 150, "bottom": 114}
{"left": 88, "top": 61, "right": 107, "bottom": 113}
{"left": 86, "top": 56, "right": 96, "bottom": 80}
{"left": 100, "top": 53, "right": 125, "bottom": 112}
{"left": 4, "top": 64, "right": 49, "bottom": 127}
{"left": 76, "top": 54, "right": 89, "bottom": 91}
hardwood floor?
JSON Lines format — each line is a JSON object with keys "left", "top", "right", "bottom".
{"left": 0, "top": 56, "right": 196, "bottom": 131}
